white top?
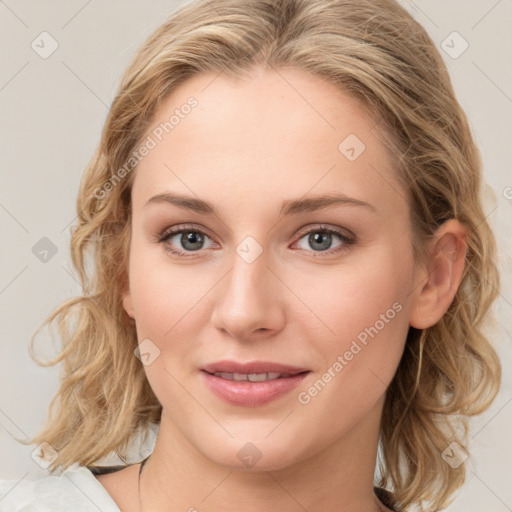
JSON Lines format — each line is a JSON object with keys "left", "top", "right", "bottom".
{"left": 0, "top": 464, "right": 120, "bottom": 512}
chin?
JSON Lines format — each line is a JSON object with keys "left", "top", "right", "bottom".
{"left": 198, "top": 435, "right": 308, "bottom": 473}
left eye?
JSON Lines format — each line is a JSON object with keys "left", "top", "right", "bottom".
{"left": 294, "top": 228, "right": 354, "bottom": 253}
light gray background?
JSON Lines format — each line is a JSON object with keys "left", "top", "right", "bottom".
{"left": 0, "top": 1, "right": 511, "bottom": 510}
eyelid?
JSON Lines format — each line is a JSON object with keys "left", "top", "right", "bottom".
{"left": 293, "top": 223, "right": 355, "bottom": 241}
{"left": 157, "top": 223, "right": 213, "bottom": 240}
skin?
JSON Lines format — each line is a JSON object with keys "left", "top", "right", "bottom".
{"left": 96, "top": 66, "right": 469, "bottom": 512}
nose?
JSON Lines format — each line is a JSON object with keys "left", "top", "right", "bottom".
{"left": 210, "top": 243, "right": 286, "bottom": 342}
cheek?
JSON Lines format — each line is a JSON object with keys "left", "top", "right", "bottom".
{"left": 131, "top": 268, "right": 199, "bottom": 339}
{"left": 300, "top": 246, "right": 411, "bottom": 338}
{"left": 298, "top": 244, "right": 412, "bottom": 387}
{"left": 128, "top": 238, "right": 214, "bottom": 343}
{"left": 127, "top": 245, "right": 207, "bottom": 402}
{"left": 128, "top": 237, "right": 174, "bottom": 335}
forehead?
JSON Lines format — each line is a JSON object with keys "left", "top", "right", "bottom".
{"left": 132, "top": 66, "right": 408, "bottom": 220}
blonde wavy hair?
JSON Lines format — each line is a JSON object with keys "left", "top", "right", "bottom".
{"left": 21, "top": 0, "right": 501, "bottom": 510}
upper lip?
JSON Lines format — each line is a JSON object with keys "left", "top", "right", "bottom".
{"left": 201, "top": 360, "right": 310, "bottom": 375}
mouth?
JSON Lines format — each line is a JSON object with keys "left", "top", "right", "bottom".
{"left": 200, "top": 360, "right": 311, "bottom": 406}
{"left": 202, "top": 371, "right": 307, "bottom": 382}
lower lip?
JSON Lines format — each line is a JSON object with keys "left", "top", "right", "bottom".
{"left": 200, "top": 371, "right": 310, "bottom": 407}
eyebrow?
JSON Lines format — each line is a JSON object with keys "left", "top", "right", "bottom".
{"left": 144, "top": 192, "right": 376, "bottom": 216}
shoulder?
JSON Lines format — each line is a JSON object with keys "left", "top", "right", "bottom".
{"left": 0, "top": 465, "right": 120, "bottom": 512}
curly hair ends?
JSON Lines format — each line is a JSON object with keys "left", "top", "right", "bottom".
{"left": 20, "top": 0, "right": 501, "bottom": 510}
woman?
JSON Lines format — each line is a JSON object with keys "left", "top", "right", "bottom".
{"left": 0, "top": 0, "right": 501, "bottom": 511}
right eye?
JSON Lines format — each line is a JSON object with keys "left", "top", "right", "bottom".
{"left": 158, "top": 224, "right": 216, "bottom": 257}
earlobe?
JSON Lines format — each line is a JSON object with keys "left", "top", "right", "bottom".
{"left": 409, "top": 220, "right": 469, "bottom": 330}
{"left": 122, "top": 293, "right": 135, "bottom": 319}
{"left": 120, "top": 269, "right": 135, "bottom": 320}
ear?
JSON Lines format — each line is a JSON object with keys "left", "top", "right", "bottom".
{"left": 409, "top": 219, "right": 469, "bottom": 329}
{"left": 120, "top": 269, "right": 136, "bottom": 320}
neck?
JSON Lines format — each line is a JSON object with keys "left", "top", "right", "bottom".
{"left": 140, "top": 395, "right": 388, "bottom": 512}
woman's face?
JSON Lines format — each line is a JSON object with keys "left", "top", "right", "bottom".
{"left": 123, "top": 66, "right": 418, "bottom": 470}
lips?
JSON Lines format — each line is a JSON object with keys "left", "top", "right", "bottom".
{"left": 200, "top": 360, "right": 311, "bottom": 406}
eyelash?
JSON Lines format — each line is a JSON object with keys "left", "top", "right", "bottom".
{"left": 156, "top": 223, "right": 356, "bottom": 258}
